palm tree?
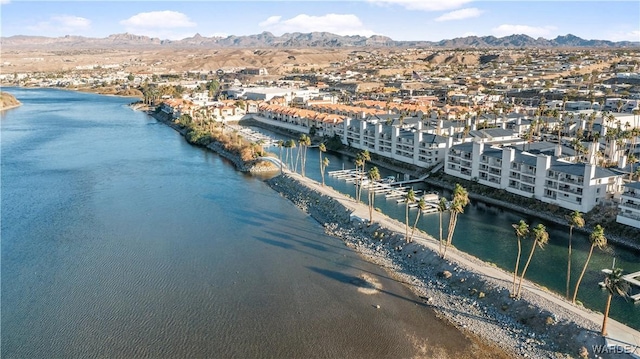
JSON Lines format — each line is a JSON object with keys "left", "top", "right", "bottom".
{"left": 299, "top": 134, "right": 311, "bottom": 177}
{"left": 437, "top": 197, "right": 448, "bottom": 257}
{"left": 512, "top": 220, "right": 530, "bottom": 297}
{"left": 566, "top": 211, "right": 585, "bottom": 299}
{"left": 516, "top": 223, "right": 549, "bottom": 298}
{"left": 573, "top": 224, "right": 608, "bottom": 304}
{"left": 354, "top": 156, "right": 364, "bottom": 202}
{"left": 443, "top": 184, "right": 469, "bottom": 259}
{"left": 601, "top": 267, "right": 630, "bottom": 336}
{"left": 409, "top": 197, "right": 427, "bottom": 242}
{"left": 321, "top": 157, "right": 330, "bottom": 186}
{"left": 277, "top": 140, "right": 284, "bottom": 174}
{"left": 355, "top": 150, "right": 371, "bottom": 202}
{"left": 319, "top": 143, "right": 328, "bottom": 186}
{"left": 285, "top": 139, "right": 296, "bottom": 169}
{"left": 367, "top": 167, "right": 381, "bottom": 224}
{"left": 404, "top": 189, "right": 416, "bottom": 242}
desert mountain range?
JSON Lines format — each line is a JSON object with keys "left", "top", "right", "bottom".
{"left": 2, "top": 32, "right": 638, "bottom": 49}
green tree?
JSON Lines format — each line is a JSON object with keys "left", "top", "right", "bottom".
{"left": 443, "top": 184, "right": 469, "bottom": 259}
{"left": 566, "top": 211, "right": 585, "bottom": 299}
{"left": 512, "top": 220, "right": 530, "bottom": 297}
{"left": 516, "top": 223, "right": 549, "bottom": 298}
{"left": 573, "top": 224, "right": 607, "bottom": 304}
{"left": 601, "top": 267, "right": 630, "bottom": 336}
{"left": 404, "top": 189, "right": 416, "bottom": 242}
{"left": 367, "top": 167, "right": 381, "bottom": 224}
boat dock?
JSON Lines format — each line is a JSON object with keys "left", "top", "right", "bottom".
{"left": 225, "top": 124, "right": 279, "bottom": 146}
{"left": 328, "top": 169, "right": 441, "bottom": 213}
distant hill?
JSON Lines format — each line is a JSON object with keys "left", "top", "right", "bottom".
{"left": 1, "top": 32, "right": 638, "bottom": 49}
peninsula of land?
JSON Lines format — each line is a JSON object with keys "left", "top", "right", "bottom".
{"left": 0, "top": 92, "right": 21, "bottom": 111}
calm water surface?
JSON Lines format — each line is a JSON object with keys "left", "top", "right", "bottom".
{"left": 2, "top": 88, "right": 490, "bottom": 359}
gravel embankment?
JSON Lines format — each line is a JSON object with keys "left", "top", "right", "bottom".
{"left": 267, "top": 173, "right": 621, "bottom": 359}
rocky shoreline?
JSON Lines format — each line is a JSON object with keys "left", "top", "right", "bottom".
{"left": 267, "top": 173, "right": 626, "bottom": 359}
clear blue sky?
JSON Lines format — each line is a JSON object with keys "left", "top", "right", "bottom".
{"left": 1, "top": 1, "right": 639, "bottom": 42}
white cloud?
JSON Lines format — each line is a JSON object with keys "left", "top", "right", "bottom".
{"left": 607, "top": 30, "right": 640, "bottom": 42}
{"left": 120, "top": 11, "right": 196, "bottom": 29}
{"left": 52, "top": 15, "right": 91, "bottom": 29}
{"left": 0, "top": 0, "right": 11, "bottom": 5}
{"left": 258, "top": 13, "right": 376, "bottom": 37}
{"left": 259, "top": 16, "right": 282, "bottom": 27}
{"left": 367, "top": 0, "right": 473, "bottom": 12}
{"left": 435, "top": 8, "right": 483, "bottom": 22}
{"left": 492, "top": 24, "right": 558, "bottom": 38}
{"left": 27, "top": 14, "right": 91, "bottom": 35}
{"left": 119, "top": 11, "right": 196, "bottom": 40}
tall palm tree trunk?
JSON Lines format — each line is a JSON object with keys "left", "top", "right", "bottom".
{"left": 405, "top": 201, "right": 410, "bottom": 242}
{"left": 572, "top": 244, "right": 595, "bottom": 304}
{"left": 442, "top": 214, "right": 457, "bottom": 259}
{"left": 368, "top": 188, "right": 375, "bottom": 224}
{"left": 512, "top": 238, "right": 522, "bottom": 296}
{"left": 319, "top": 151, "right": 323, "bottom": 184}
{"left": 601, "top": 293, "right": 612, "bottom": 336}
{"left": 295, "top": 146, "right": 301, "bottom": 173}
{"left": 410, "top": 210, "right": 421, "bottom": 242}
{"left": 566, "top": 226, "right": 574, "bottom": 299}
{"left": 516, "top": 240, "right": 538, "bottom": 298}
{"left": 438, "top": 212, "right": 443, "bottom": 256}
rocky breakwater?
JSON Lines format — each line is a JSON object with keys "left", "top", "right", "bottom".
{"left": 267, "top": 173, "right": 619, "bottom": 359}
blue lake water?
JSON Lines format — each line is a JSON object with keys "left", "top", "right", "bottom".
{"left": 2, "top": 88, "right": 498, "bottom": 358}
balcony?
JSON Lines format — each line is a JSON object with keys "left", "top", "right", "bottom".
{"left": 558, "top": 185, "right": 583, "bottom": 195}
{"left": 560, "top": 176, "right": 583, "bottom": 185}
{"left": 618, "top": 211, "right": 640, "bottom": 221}
{"left": 620, "top": 201, "right": 640, "bottom": 210}
{"left": 623, "top": 191, "right": 640, "bottom": 199}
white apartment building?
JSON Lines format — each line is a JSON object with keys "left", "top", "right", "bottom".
{"left": 337, "top": 118, "right": 450, "bottom": 167}
{"left": 617, "top": 182, "right": 640, "bottom": 229}
{"left": 445, "top": 141, "right": 623, "bottom": 212}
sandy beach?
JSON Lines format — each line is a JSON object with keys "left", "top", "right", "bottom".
{"left": 267, "top": 171, "right": 640, "bottom": 359}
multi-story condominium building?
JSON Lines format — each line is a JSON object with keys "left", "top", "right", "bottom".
{"left": 337, "top": 117, "right": 450, "bottom": 168}
{"left": 445, "top": 141, "right": 623, "bottom": 213}
{"left": 617, "top": 182, "right": 640, "bottom": 229}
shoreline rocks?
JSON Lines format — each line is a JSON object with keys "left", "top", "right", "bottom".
{"left": 267, "top": 173, "right": 620, "bottom": 359}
